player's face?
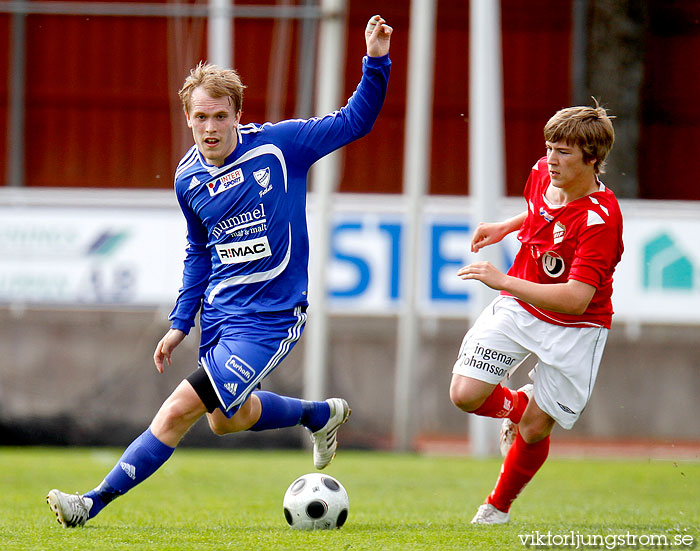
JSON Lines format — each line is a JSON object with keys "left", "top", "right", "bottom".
{"left": 545, "top": 140, "right": 596, "bottom": 190}
{"left": 186, "top": 87, "right": 241, "bottom": 167}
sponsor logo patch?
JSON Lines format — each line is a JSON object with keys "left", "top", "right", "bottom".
{"left": 225, "top": 355, "right": 255, "bottom": 383}
{"left": 542, "top": 251, "right": 565, "bottom": 278}
{"left": 459, "top": 343, "right": 517, "bottom": 378}
{"left": 216, "top": 236, "right": 271, "bottom": 264}
{"left": 207, "top": 168, "right": 244, "bottom": 196}
{"left": 211, "top": 203, "right": 267, "bottom": 239}
{"left": 539, "top": 206, "right": 554, "bottom": 223}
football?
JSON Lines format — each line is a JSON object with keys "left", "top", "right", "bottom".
{"left": 283, "top": 473, "right": 349, "bottom": 530}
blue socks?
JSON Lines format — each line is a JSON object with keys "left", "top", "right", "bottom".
{"left": 84, "top": 428, "right": 174, "bottom": 519}
{"left": 82, "top": 394, "right": 329, "bottom": 519}
{"left": 248, "top": 391, "right": 330, "bottom": 433}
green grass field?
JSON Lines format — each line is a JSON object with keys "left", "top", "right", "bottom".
{"left": 1, "top": 447, "right": 697, "bottom": 550}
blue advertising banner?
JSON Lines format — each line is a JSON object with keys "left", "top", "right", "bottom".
{"left": 2, "top": 190, "right": 700, "bottom": 323}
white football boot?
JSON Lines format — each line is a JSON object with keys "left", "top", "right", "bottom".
{"left": 499, "top": 383, "right": 534, "bottom": 457}
{"left": 47, "top": 489, "right": 93, "bottom": 528}
{"left": 471, "top": 503, "right": 511, "bottom": 524}
{"left": 310, "top": 398, "right": 351, "bottom": 470}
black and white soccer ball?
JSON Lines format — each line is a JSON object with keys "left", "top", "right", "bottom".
{"left": 283, "top": 473, "right": 349, "bottom": 530}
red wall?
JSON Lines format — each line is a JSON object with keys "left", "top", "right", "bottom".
{"left": 638, "top": 0, "right": 700, "bottom": 200}
{"left": 6, "top": 0, "right": 700, "bottom": 198}
{"left": 336, "top": 1, "right": 573, "bottom": 196}
{"left": 24, "top": 9, "right": 175, "bottom": 188}
{"left": 0, "top": 14, "right": 9, "bottom": 187}
{"left": 11, "top": 0, "right": 573, "bottom": 194}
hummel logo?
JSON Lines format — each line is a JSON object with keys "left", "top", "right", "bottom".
{"left": 120, "top": 462, "right": 136, "bottom": 480}
{"left": 224, "top": 382, "right": 239, "bottom": 395}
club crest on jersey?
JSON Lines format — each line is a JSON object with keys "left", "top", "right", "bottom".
{"left": 208, "top": 168, "right": 244, "bottom": 197}
{"left": 539, "top": 207, "right": 554, "bottom": 223}
{"left": 254, "top": 167, "right": 273, "bottom": 197}
{"left": 553, "top": 221, "right": 566, "bottom": 244}
{"left": 542, "top": 251, "right": 565, "bottom": 278}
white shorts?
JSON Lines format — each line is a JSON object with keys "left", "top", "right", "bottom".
{"left": 452, "top": 296, "right": 608, "bottom": 429}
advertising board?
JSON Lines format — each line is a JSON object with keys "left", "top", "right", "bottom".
{"left": 2, "top": 190, "right": 699, "bottom": 323}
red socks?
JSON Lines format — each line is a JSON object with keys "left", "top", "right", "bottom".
{"left": 471, "top": 384, "right": 528, "bottom": 423}
{"left": 471, "top": 385, "right": 547, "bottom": 513}
{"left": 487, "top": 432, "right": 550, "bottom": 512}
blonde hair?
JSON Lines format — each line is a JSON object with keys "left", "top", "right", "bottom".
{"left": 544, "top": 99, "right": 615, "bottom": 174}
{"left": 178, "top": 61, "right": 246, "bottom": 115}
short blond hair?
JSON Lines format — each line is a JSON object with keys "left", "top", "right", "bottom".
{"left": 544, "top": 100, "right": 615, "bottom": 174}
{"left": 178, "top": 61, "right": 246, "bottom": 115}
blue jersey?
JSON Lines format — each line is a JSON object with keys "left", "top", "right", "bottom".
{"left": 169, "top": 54, "right": 391, "bottom": 333}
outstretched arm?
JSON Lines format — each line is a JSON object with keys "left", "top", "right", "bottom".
{"left": 286, "top": 15, "right": 391, "bottom": 161}
{"left": 365, "top": 14, "right": 393, "bottom": 57}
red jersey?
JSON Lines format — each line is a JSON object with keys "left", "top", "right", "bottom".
{"left": 503, "top": 157, "right": 624, "bottom": 328}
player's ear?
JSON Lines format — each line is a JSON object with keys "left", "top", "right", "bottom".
{"left": 185, "top": 111, "right": 193, "bottom": 129}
